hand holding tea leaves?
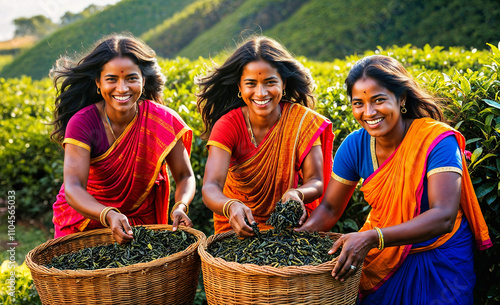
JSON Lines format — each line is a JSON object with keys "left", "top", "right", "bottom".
{"left": 106, "top": 210, "right": 134, "bottom": 244}
{"left": 281, "top": 189, "right": 307, "bottom": 225}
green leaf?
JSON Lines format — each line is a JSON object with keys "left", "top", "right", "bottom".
{"left": 465, "top": 138, "right": 482, "bottom": 145}
{"left": 483, "top": 99, "right": 500, "bottom": 110}
{"left": 470, "top": 147, "right": 483, "bottom": 164}
{"left": 485, "top": 114, "right": 494, "bottom": 127}
{"left": 460, "top": 75, "right": 471, "bottom": 96}
{"left": 454, "top": 120, "right": 464, "bottom": 130}
{"left": 473, "top": 153, "right": 497, "bottom": 169}
{"left": 485, "top": 193, "right": 497, "bottom": 206}
{"left": 475, "top": 183, "right": 496, "bottom": 198}
{"left": 342, "top": 219, "right": 359, "bottom": 231}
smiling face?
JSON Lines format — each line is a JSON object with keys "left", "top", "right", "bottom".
{"left": 351, "top": 77, "right": 406, "bottom": 139}
{"left": 96, "top": 56, "right": 144, "bottom": 114}
{"left": 238, "top": 59, "right": 285, "bottom": 119}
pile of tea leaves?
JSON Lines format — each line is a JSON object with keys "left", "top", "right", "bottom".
{"left": 208, "top": 229, "right": 339, "bottom": 267}
{"left": 46, "top": 226, "right": 196, "bottom": 270}
{"left": 266, "top": 199, "right": 303, "bottom": 230}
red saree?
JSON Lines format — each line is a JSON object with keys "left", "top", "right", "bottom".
{"left": 209, "top": 102, "right": 334, "bottom": 234}
{"left": 53, "top": 100, "right": 192, "bottom": 238}
{"left": 358, "top": 118, "right": 492, "bottom": 297}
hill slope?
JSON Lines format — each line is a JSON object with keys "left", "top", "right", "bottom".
{"left": 2, "top": 0, "right": 499, "bottom": 79}
{"left": 0, "top": 0, "right": 196, "bottom": 79}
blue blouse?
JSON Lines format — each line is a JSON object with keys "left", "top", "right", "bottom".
{"left": 332, "top": 128, "right": 463, "bottom": 212}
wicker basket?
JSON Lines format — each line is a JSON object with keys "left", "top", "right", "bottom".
{"left": 199, "top": 231, "right": 362, "bottom": 305}
{"left": 25, "top": 225, "right": 205, "bottom": 305}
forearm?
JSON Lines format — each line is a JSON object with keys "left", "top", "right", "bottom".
{"left": 64, "top": 184, "right": 107, "bottom": 221}
{"left": 294, "top": 178, "right": 323, "bottom": 203}
{"left": 305, "top": 203, "right": 342, "bottom": 232}
{"left": 380, "top": 207, "right": 457, "bottom": 247}
{"left": 173, "top": 175, "right": 196, "bottom": 208}
{"left": 201, "top": 182, "right": 233, "bottom": 216}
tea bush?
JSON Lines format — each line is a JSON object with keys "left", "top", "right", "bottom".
{"left": 0, "top": 43, "right": 498, "bottom": 304}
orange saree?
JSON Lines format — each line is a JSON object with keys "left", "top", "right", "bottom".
{"left": 208, "top": 102, "right": 334, "bottom": 234}
{"left": 53, "top": 100, "right": 192, "bottom": 238}
{"left": 358, "top": 118, "right": 492, "bottom": 297}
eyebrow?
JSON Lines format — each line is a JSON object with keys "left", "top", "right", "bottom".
{"left": 104, "top": 72, "right": 140, "bottom": 77}
{"left": 352, "top": 93, "right": 388, "bottom": 101}
{"left": 243, "top": 76, "right": 279, "bottom": 82}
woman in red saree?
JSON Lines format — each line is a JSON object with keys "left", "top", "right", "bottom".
{"left": 299, "top": 55, "right": 492, "bottom": 304}
{"left": 196, "top": 36, "right": 334, "bottom": 237}
{"left": 51, "top": 34, "right": 195, "bottom": 243}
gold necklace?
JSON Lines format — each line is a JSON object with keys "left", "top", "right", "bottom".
{"left": 245, "top": 109, "right": 281, "bottom": 148}
{"left": 104, "top": 103, "right": 138, "bottom": 141}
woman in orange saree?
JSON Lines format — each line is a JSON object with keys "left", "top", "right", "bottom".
{"left": 299, "top": 55, "right": 492, "bottom": 304}
{"left": 197, "top": 36, "right": 334, "bottom": 236}
{"left": 51, "top": 34, "right": 195, "bottom": 243}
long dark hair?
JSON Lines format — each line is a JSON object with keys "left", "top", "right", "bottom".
{"left": 50, "top": 33, "right": 166, "bottom": 144}
{"left": 345, "top": 55, "right": 444, "bottom": 121}
{"left": 196, "top": 36, "right": 315, "bottom": 139}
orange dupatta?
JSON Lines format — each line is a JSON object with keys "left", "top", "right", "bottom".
{"left": 212, "top": 103, "right": 334, "bottom": 233}
{"left": 53, "top": 100, "right": 192, "bottom": 238}
{"left": 358, "top": 118, "right": 492, "bottom": 297}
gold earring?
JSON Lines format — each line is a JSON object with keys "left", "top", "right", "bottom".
{"left": 237, "top": 91, "right": 242, "bottom": 98}
{"left": 97, "top": 87, "right": 101, "bottom": 95}
{"left": 401, "top": 105, "right": 407, "bottom": 114}
{"left": 283, "top": 90, "right": 286, "bottom": 96}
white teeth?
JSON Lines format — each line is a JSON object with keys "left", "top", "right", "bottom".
{"left": 114, "top": 96, "right": 131, "bottom": 101}
{"left": 366, "top": 118, "right": 383, "bottom": 124}
{"left": 253, "top": 99, "right": 271, "bottom": 105}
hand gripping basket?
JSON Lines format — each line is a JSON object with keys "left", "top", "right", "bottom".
{"left": 199, "top": 231, "right": 362, "bottom": 305}
{"left": 25, "top": 225, "right": 205, "bottom": 305}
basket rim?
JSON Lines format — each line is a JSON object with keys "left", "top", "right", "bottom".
{"left": 198, "top": 230, "right": 342, "bottom": 277}
{"left": 25, "top": 224, "right": 206, "bottom": 277}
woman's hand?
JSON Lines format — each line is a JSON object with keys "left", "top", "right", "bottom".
{"left": 227, "top": 201, "right": 256, "bottom": 237}
{"left": 329, "top": 230, "right": 378, "bottom": 281}
{"left": 171, "top": 205, "right": 193, "bottom": 231}
{"left": 281, "top": 189, "right": 307, "bottom": 225}
{"left": 106, "top": 210, "right": 134, "bottom": 244}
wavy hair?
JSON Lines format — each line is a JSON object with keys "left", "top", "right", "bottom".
{"left": 50, "top": 33, "right": 166, "bottom": 143}
{"left": 196, "top": 36, "right": 315, "bottom": 139}
{"left": 345, "top": 55, "right": 444, "bottom": 121}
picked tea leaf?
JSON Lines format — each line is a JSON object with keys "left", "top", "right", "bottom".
{"left": 244, "top": 218, "right": 262, "bottom": 239}
{"left": 208, "top": 228, "right": 340, "bottom": 267}
{"left": 266, "top": 199, "right": 303, "bottom": 230}
{"left": 46, "top": 226, "right": 196, "bottom": 270}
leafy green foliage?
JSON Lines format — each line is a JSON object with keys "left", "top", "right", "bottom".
{"left": 0, "top": 43, "right": 498, "bottom": 304}
{"left": 0, "top": 261, "right": 41, "bottom": 305}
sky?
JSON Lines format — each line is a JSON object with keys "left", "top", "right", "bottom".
{"left": 0, "top": 0, "right": 121, "bottom": 41}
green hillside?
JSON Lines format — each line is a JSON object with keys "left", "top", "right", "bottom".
{"left": 0, "top": 0, "right": 196, "bottom": 79}
{"left": 176, "top": 0, "right": 306, "bottom": 59}
{"left": 142, "top": 0, "right": 246, "bottom": 58}
{"left": 2, "top": 0, "right": 499, "bottom": 79}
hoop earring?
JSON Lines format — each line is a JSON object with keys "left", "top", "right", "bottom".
{"left": 401, "top": 105, "right": 407, "bottom": 114}
{"left": 237, "top": 91, "right": 242, "bottom": 98}
{"left": 97, "top": 87, "right": 101, "bottom": 95}
{"left": 283, "top": 90, "right": 286, "bottom": 96}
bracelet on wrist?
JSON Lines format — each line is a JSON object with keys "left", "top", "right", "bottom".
{"left": 374, "top": 226, "right": 385, "bottom": 250}
{"left": 170, "top": 201, "right": 188, "bottom": 220}
{"left": 283, "top": 188, "right": 305, "bottom": 201}
{"left": 100, "top": 207, "right": 121, "bottom": 227}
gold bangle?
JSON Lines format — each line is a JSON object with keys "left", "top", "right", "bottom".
{"left": 283, "top": 188, "right": 305, "bottom": 201}
{"left": 374, "top": 227, "right": 385, "bottom": 250}
{"left": 223, "top": 199, "right": 241, "bottom": 218}
{"left": 170, "top": 201, "right": 188, "bottom": 220}
{"left": 100, "top": 207, "right": 120, "bottom": 227}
